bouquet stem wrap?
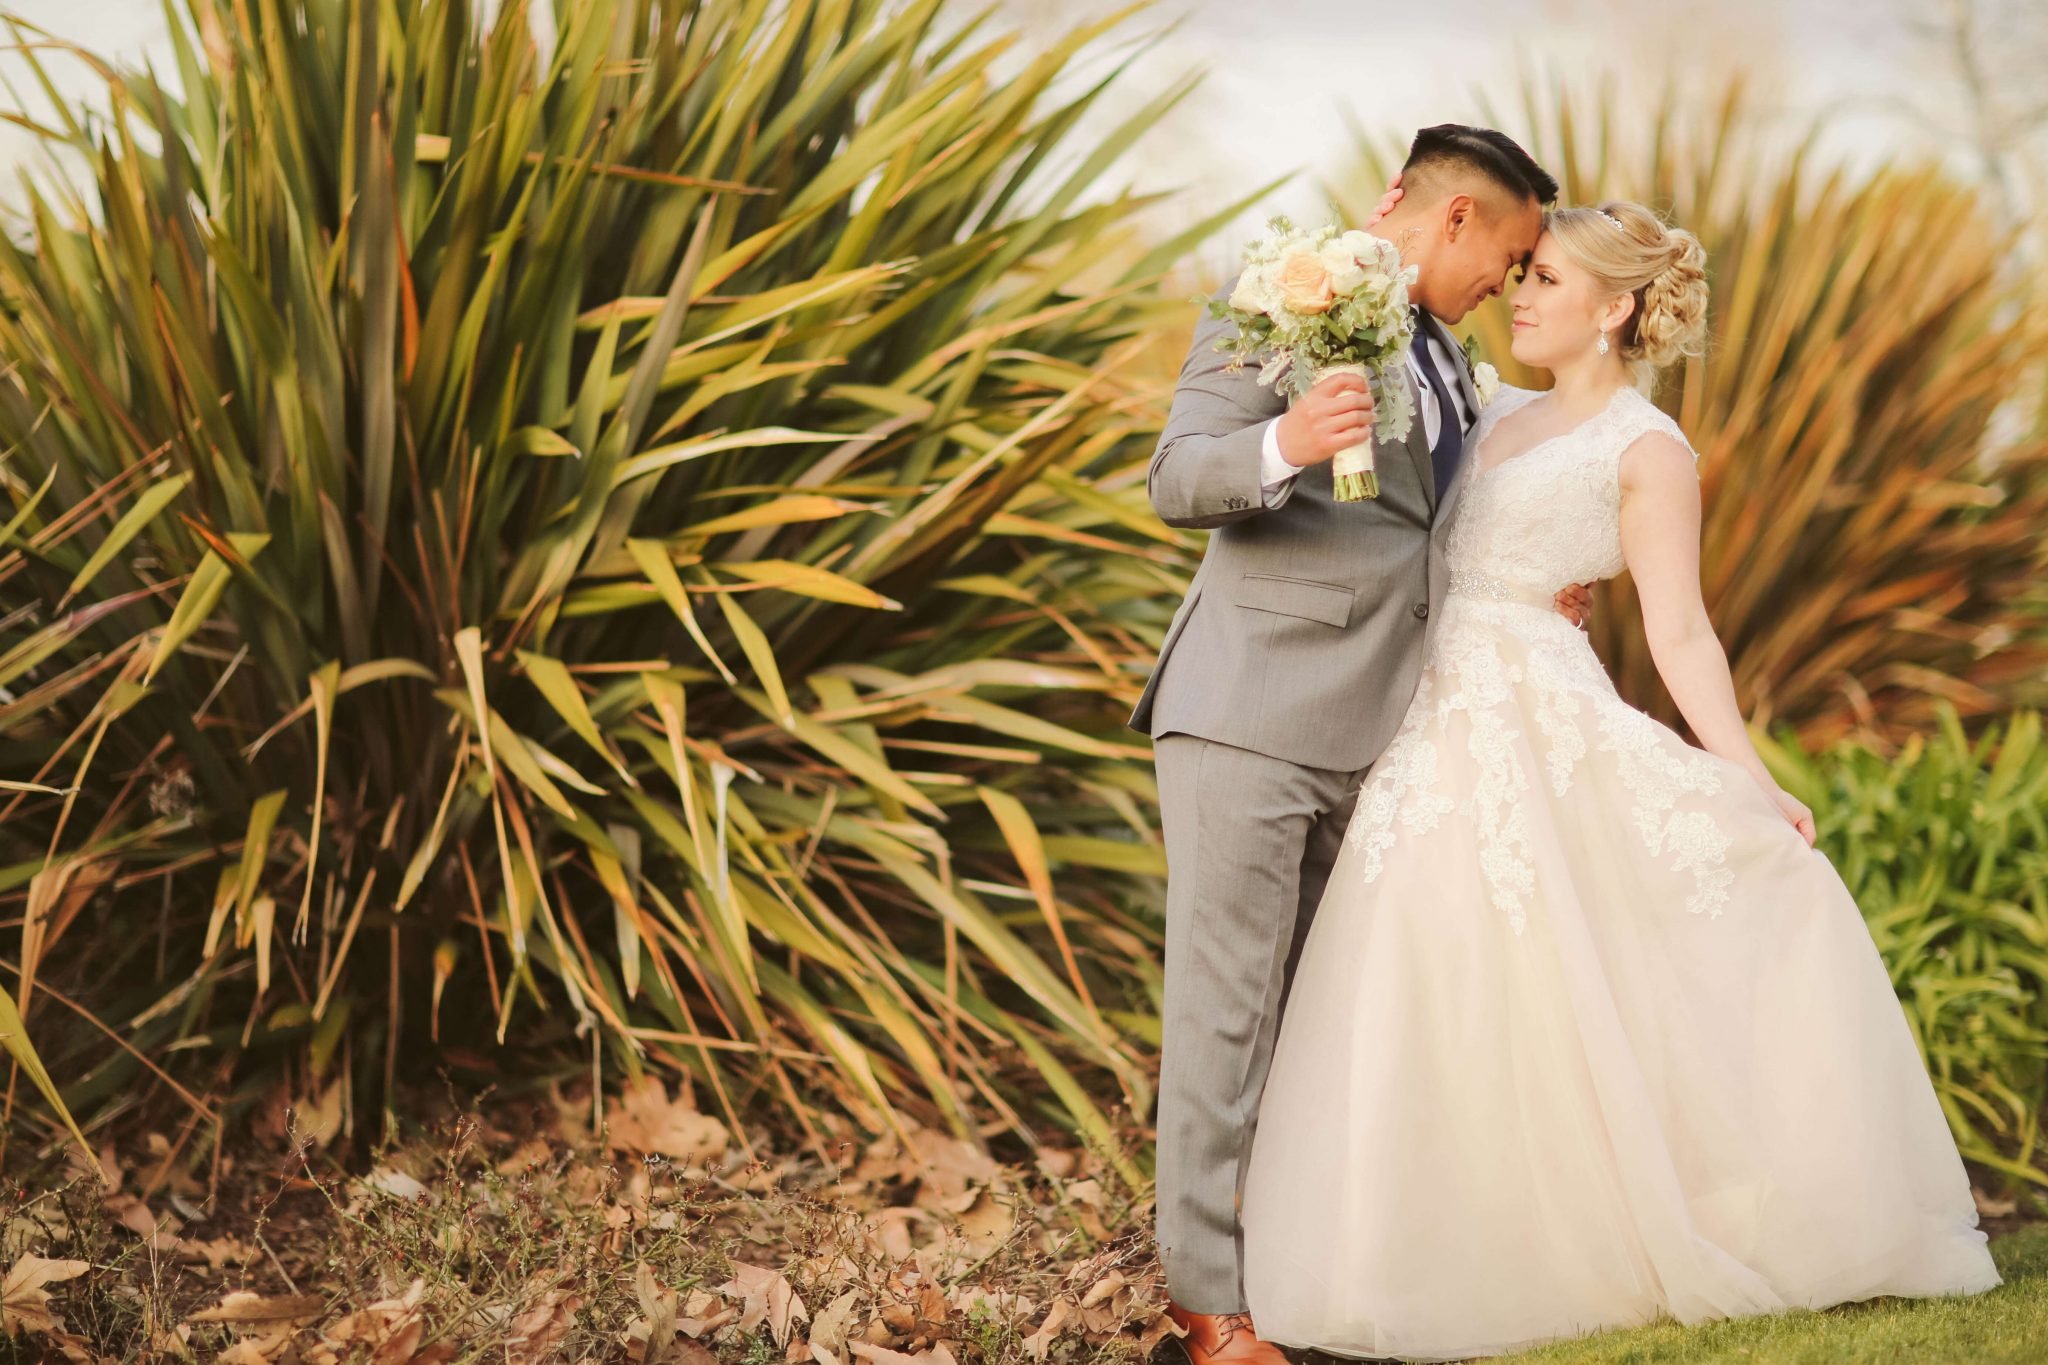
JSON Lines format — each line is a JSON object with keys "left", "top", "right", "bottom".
{"left": 1304, "top": 361, "right": 1379, "bottom": 502}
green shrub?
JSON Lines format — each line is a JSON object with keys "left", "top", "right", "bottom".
{"left": 1761, "top": 709, "right": 2048, "bottom": 1189}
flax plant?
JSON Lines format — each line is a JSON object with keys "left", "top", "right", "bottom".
{"left": 0, "top": 0, "right": 1258, "bottom": 1167}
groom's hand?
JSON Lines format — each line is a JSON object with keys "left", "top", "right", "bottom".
{"left": 1553, "top": 582, "right": 1593, "bottom": 628}
{"left": 1275, "top": 373, "right": 1375, "bottom": 468}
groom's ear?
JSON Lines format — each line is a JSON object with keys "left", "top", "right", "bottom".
{"left": 1442, "top": 193, "right": 1478, "bottom": 240}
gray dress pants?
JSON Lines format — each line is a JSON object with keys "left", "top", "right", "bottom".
{"left": 1151, "top": 730, "right": 1372, "bottom": 1312}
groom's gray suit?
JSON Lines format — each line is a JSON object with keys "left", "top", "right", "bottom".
{"left": 1130, "top": 308, "right": 1482, "bottom": 1311}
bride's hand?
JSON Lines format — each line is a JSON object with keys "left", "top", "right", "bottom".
{"left": 1552, "top": 583, "right": 1592, "bottom": 629}
{"left": 1363, "top": 172, "right": 1404, "bottom": 229}
{"left": 1759, "top": 779, "right": 1817, "bottom": 847}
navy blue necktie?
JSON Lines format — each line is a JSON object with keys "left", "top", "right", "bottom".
{"left": 1409, "top": 318, "right": 1463, "bottom": 500}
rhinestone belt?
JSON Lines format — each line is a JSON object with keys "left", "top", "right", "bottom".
{"left": 1445, "top": 569, "right": 1557, "bottom": 609}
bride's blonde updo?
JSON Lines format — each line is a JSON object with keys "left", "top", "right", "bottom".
{"left": 1544, "top": 200, "right": 1709, "bottom": 375}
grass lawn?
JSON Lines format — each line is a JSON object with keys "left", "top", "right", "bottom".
{"left": 1496, "top": 1224, "right": 2048, "bottom": 1364}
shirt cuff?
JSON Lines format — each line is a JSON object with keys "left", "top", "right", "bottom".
{"left": 1259, "top": 419, "right": 1299, "bottom": 505}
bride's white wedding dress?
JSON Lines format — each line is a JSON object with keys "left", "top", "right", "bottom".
{"left": 1240, "top": 384, "right": 2002, "bottom": 1360}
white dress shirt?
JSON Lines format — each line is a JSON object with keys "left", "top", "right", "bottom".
{"left": 1259, "top": 328, "right": 1473, "bottom": 503}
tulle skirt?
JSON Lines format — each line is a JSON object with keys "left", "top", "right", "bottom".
{"left": 1240, "top": 598, "right": 2001, "bottom": 1360}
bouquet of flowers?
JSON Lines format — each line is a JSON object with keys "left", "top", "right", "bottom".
{"left": 1204, "top": 216, "right": 1419, "bottom": 500}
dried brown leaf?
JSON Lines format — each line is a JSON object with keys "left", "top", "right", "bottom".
{"left": 846, "top": 1344, "right": 927, "bottom": 1365}
{"left": 317, "top": 1277, "right": 428, "bottom": 1365}
{"left": 1078, "top": 1272, "right": 1126, "bottom": 1310}
{"left": 604, "top": 1076, "right": 730, "bottom": 1165}
{"left": 504, "top": 1287, "right": 583, "bottom": 1363}
{"left": 718, "top": 1262, "right": 807, "bottom": 1345}
{"left": 1019, "top": 1300, "right": 1073, "bottom": 1362}
{"left": 807, "top": 1288, "right": 863, "bottom": 1356}
{"left": 178, "top": 1235, "right": 261, "bottom": 1270}
{"left": 185, "top": 1290, "right": 327, "bottom": 1327}
{"left": 0, "top": 1255, "right": 88, "bottom": 1337}
{"left": 630, "top": 1261, "right": 681, "bottom": 1365}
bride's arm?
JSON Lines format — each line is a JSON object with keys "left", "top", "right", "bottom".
{"left": 1617, "top": 432, "right": 1817, "bottom": 845}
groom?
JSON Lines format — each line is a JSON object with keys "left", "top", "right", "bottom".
{"left": 1131, "top": 125, "right": 1582, "bottom": 1363}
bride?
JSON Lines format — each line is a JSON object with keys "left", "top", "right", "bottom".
{"left": 1238, "top": 199, "right": 2003, "bottom": 1359}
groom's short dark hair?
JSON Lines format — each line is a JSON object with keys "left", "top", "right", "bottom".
{"left": 1402, "top": 124, "right": 1559, "bottom": 209}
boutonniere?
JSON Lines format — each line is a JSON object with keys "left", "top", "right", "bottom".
{"left": 1473, "top": 362, "right": 1501, "bottom": 407}
{"left": 1459, "top": 334, "right": 1501, "bottom": 407}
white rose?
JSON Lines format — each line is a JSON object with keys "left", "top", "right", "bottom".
{"left": 1318, "top": 240, "right": 1367, "bottom": 295}
{"left": 1339, "top": 229, "right": 1382, "bottom": 263}
{"left": 1345, "top": 228, "right": 1403, "bottom": 273}
{"left": 1474, "top": 361, "right": 1501, "bottom": 406}
{"left": 1228, "top": 262, "right": 1278, "bottom": 317}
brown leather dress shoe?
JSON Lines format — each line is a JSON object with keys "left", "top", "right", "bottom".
{"left": 1165, "top": 1301, "right": 1291, "bottom": 1364}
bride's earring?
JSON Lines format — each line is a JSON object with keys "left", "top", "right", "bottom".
{"left": 1596, "top": 330, "right": 1610, "bottom": 357}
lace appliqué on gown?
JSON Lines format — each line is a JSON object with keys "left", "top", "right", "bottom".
{"left": 1342, "top": 386, "right": 1735, "bottom": 932}
{"left": 1350, "top": 671, "right": 1457, "bottom": 884}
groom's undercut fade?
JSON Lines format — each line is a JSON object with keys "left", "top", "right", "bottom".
{"left": 1400, "top": 124, "right": 1559, "bottom": 214}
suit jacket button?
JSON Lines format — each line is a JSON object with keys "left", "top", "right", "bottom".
{"left": 1413, "top": 602, "right": 1429, "bottom": 619}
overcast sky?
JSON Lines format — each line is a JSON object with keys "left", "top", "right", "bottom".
{"left": 0, "top": 1, "right": 1997, "bottom": 268}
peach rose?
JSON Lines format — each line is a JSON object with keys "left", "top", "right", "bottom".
{"left": 1273, "top": 248, "right": 1336, "bottom": 314}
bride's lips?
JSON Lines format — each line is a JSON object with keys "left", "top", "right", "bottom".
{"left": 1512, "top": 319, "right": 1535, "bottom": 330}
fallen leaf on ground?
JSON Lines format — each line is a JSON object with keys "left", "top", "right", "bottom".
{"left": 846, "top": 1343, "right": 927, "bottom": 1365}
{"left": 717, "top": 1262, "right": 807, "bottom": 1345}
{"left": 807, "top": 1289, "right": 862, "bottom": 1356}
{"left": 104, "top": 1193, "right": 183, "bottom": 1253}
{"left": 1080, "top": 1271, "right": 1127, "bottom": 1311}
{"left": 903, "top": 1131, "right": 1001, "bottom": 1204}
{"left": 629, "top": 1260, "right": 681, "bottom": 1365}
{"left": 178, "top": 1235, "right": 261, "bottom": 1271}
{"left": 676, "top": 1286, "right": 736, "bottom": 1338}
{"left": 0, "top": 1255, "right": 89, "bottom": 1337}
{"left": 186, "top": 1290, "right": 327, "bottom": 1327}
{"left": 313, "top": 1277, "right": 428, "bottom": 1365}
{"left": 494, "top": 1137, "right": 558, "bottom": 1174}
{"left": 604, "top": 1076, "right": 729, "bottom": 1165}
{"left": 504, "top": 1287, "right": 583, "bottom": 1363}
{"left": 1020, "top": 1299, "right": 1073, "bottom": 1362}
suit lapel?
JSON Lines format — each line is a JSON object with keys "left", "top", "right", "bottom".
{"left": 1392, "top": 363, "right": 1437, "bottom": 515}
{"left": 1430, "top": 314, "right": 1484, "bottom": 426}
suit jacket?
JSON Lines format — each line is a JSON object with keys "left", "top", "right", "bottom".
{"left": 1128, "top": 310, "right": 1481, "bottom": 773}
